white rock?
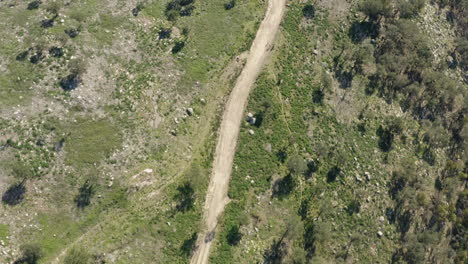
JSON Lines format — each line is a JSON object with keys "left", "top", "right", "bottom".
{"left": 248, "top": 129, "right": 255, "bottom": 135}
{"left": 377, "top": 231, "right": 383, "bottom": 238}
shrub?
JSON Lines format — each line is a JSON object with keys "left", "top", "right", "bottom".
{"left": 15, "top": 243, "right": 43, "bottom": 264}
{"left": 64, "top": 247, "right": 92, "bottom": 264}
{"left": 287, "top": 154, "right": 307, "bottom": 175}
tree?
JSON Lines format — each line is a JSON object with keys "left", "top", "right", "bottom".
{"left": 64, "top": 247, "right": 92, "bottom": 264}
{"left": 304, "top": 221, "right": 331, "bottom": 257}
{"left": 287, "top": 154, "right": 307, "bottom": 175}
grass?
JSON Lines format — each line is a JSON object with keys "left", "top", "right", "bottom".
{"left": 63, "top": 118, "right": 122, "bottom": 168}
{"left": 0, "top": 224, "right": 9, "bottom": 244}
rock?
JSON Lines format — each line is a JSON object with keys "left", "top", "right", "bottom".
{"left": 248, "top": 129, "right": 255, "bottom": 135}
{"left": 313, "top": 49, "right": 319, "bottom": 55}
{"left": 365, "top": 171, "right": 371, "bottom": 181}
{"left": 246, "top": 113, "right": 256, "bottom": 125}
{"left": 377, "top": 231, "right": 384, "bottom": 238}
{"left": 355, "top": 175, "right": 362, "bottom": 182}
{"left": 186, "top": 108, "right": 194, "bottom": 116}
{"left": 200, "top": 98, "right": 206, "bottom": 104}
{"left": 378, "top": 216, "right": 385, "bottom": 222}
{"left": 143, "top": 168, "right": 153, "bottom": 174}
{"left": 167, "top": 222, "right": 171, "bottom": 226}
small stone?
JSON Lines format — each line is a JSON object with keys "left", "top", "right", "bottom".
{"left": 355, "top": 175, "right": 362, "bottom": 182}
{"left": 313, "top": 49, "right": 319, "bottom": 55}
{"left": 143, "top": 168, "right": 153, "bottom": 174}
{"left": 167, "top": 222, "right": 171, "bottom": 226}
{"left": 377, "top": 231, "right": 384, "bottom": 238}
{"left": 378, "top": 216, "right": 385, "bottom": 222}
{"left": 248, "top": 129, "right": 255, "bottom": 135}
{"left": 186, "top": 108, "right": 194, "bottom": 116}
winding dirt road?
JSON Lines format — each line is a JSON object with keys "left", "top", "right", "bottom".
{"left": 190, "top": 0, "right": 286, "bottom": 263}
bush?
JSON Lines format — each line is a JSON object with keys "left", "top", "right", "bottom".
{"left": 64, "top": 247, "right": 92, "bottom": 264}
{"left": 14, "top": 243, "right": 43, "bottom": 264}
{"left": 359, "top": 0, "right": 392, "bottom": 21}
{"left": 287, "top": 154, "right": 307, "bottom": 175}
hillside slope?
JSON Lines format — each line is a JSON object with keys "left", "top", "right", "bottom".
{"left": 210, "top": 0, "right": 467, "bottom": 263}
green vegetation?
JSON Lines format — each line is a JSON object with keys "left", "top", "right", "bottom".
{"left": 63, "top": 119, "right": 122, "bottom": 167}
{"left": 63, "top": 247, "right": 92, "bottom": 264}
{"left": 0, "top": 0, "right": 264, "bottom": 262}
{"left": 211, "top": 0, "right": 467, "bottom": 263}
{"left": 0, "top": 224, "right": 9, "bottom": 243}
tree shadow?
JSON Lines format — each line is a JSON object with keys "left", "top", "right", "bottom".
{"left": 74, "top": 180, "right": 95, "bottom": 208}
{"left": 348, "top": 21, "right": 380, "bottom": 43}
{"left": 2, "top": 181, "right": 26, "bottom": 206}
{"left": 227, "top": 225, "right": 242, "bottom": 246}
{"left": 180, "top": 232, "right": 198, "bottom": 256}
{"left": 272, "top": 174, "right": 295, "bottom": 199}
{"left": 175, "top": 182, "right": 195, "bottom": 212}
{"left": 377, "top": 126, "right": 393, "bottom": 152}
{"left": 303, "top": 4, "right": 315, "bottom": 19}
{"left": 326, "top": 166, "right": 341, "bottom": 183}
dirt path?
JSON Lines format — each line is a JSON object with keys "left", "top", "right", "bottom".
{"left": 190, "top": 0, "right": 286, "bottom": 263}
